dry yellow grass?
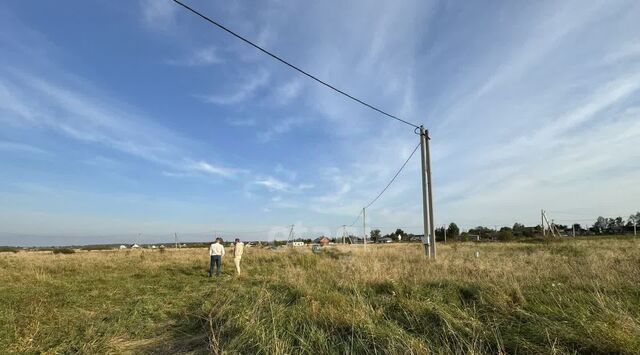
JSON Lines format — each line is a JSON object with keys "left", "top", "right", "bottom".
{"left": 1, "top": 237, "right": 639, "bottom": 354}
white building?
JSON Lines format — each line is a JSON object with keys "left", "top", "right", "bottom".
{"left": 119, "top": 245, "right": 127, "bottom": 249}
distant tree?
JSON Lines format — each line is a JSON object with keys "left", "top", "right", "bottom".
{"left": 512, "top": 223, "right": 530, "bottom": 237}
{"left": 497, "top": 227, "right": 513, "bottom": 241}
{"left": 522, "top": 227, "right": 535, "bottom": 238}
{"left": 534, "top": 224, "right": 542, "bottom": 236}
{"left": 435, "top": 227, "right": 445, "bottom": 241}
{"left": 370, "top": 229, "right": 381, "bottom": 243}
{"left": 469, "top": 226, "right": 492, "bottom": 236}
{"left": 447, "top": 223, "right": 460, "bottom": 238}
{"left": 594, "top": 216, "right": 608, "bottom": 233}
{"left": 614, "top": 217, "right": 624, "bottom": 228}
{"left": 571, "top": 223, "right": 583, "bottom": 235}
{"left": 393, "top": 229, "right": 406, "bottom": 241}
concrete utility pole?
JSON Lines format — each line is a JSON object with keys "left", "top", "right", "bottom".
{"left": 174, "top": 233, "right": 179, "bottom": 249}
{"left": 541, "top": 210, "right": 545, "bottom": 237}
{"left": 420, "top": 126, "right": 436, "bottom": 259}
{"left": 342, "top": 225, "right": 346, "bottom": 244}
{"left": 363, "top": 207, "right": 367, "bottom": 249}
{"left": 572, "top": 225, "right": 575, "bottom": 238}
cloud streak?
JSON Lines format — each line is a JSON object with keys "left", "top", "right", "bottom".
{"left": 0, "top": 71, "right": 244, "bottom": 179}
{"left": 202, "top": 69, "right": 270, "bottom": 105}
{"left": 165, "top": 46, "right": 224, "bottom": 66}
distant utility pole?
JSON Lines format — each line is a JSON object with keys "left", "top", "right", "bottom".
{"left": 541, "top": 210, "right": 560, "bottom": 238}
{"left": 363, "top": 207, "right": 367, "bottom": 249}
{"left": 174, "top": 233, "right": 179, "bottom": 249}
{"left": 287, "top": 224, "right": 295, "bottom": 246}
{"left": 541, "top": 210, "right": 546, "bottom": 237}
{"left": 342, "top": 225, "right": 346, "bottom": 244}
{"left": 572, "top": 225, "right": 575, "bottom": 238}
{"left": 444, "top": 225, "right": 447, "bottom": 244}
{"left": 420, "top": 126, "right": 436, "bottom": 259}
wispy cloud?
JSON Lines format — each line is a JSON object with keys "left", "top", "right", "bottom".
{"left": 0, "top": 71, "right": 244, "bottom": 180}
{"left": 253, "top": 176, "right": 313, "bottom": 193}
{"left": 254, "top": 176, "right": 291, "bottom": 192}
{"left": 187, "top": 160, "right": 246, "bottom": 178}
{"left": 140, "top": 0, "right": 177, "bottom": 30}
{"left": 0, "top": 80, "right": 38, "bottom": 125}
{"left": 274, "top": 164, "right": 297, "bottom": 181}
{"left": 165, "top": 46, "right": 223, "bottom": 66}
{"left": 202, "top": 69, "right": 270, "bottom": 105}
{"left": 272, "top": 78, "right": 304, "bottom": 105}
{"left": 0, "top": 141, "right": 48, "bottom": 155}
{"left": 225, "top": 117, "right": 257, "bottom": 127}
{"left": 257, "top": 116, "right": 308, "bottom": 142}
{"left": 485, "top": 73, "right": 640, "bottom": 165}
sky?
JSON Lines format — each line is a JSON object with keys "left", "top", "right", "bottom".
{"left": 1, "top": 0, "right": 639, "bottom": 246}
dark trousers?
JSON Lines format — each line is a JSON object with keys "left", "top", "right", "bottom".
{"left": 209, "top": 255, "right": 222, "bottom": 276}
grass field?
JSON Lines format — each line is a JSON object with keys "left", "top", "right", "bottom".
{"left": 1, "top": 238, "right": 639, "bottom": 354}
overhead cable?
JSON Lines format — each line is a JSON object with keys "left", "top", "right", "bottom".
{"left": 347, "top": 142, "right": 421, "bottom": 226}
{"left": 172, "top": 0, "right": 420, "bottom": 129}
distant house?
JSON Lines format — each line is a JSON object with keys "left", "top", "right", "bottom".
{"left": 151, "top": 245, "right": 157, "bottom": 249}
{"left": 292, "top": 241, "right": 305, "bottom": 247}
{"left": 119, "top": 245, "right": 127, "bottom": 249}
{"left": 313, "top": 236, "right": 330, "bottom": 246}
{"left": 379, "top": 237, "right": 393, "bottom": 243}
{"left": 131, "top": 244, "right": 140, "bottom": 249}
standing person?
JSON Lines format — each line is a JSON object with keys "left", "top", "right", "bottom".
{"left": 208, "top": 238, "right": 225, "bottom": 277}
{"left": 233, "top": 238, "right": 244, "bottom": 275}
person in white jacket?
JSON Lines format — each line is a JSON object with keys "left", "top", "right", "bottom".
{"left": 208, "top": 238, "right": 225, "bottom": 277}
{"left": 233, "top": 238, "right": 244, "bottom": 275}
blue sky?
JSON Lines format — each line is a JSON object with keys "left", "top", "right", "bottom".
{"left": 1, "top": 0, "right": 639, "bottom": 246}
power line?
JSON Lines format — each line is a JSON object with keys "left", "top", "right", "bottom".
{"left": 346, "top": 142, "right": 420, "bottom": 226}
{"left": 547, "top": 210, "right": 635, "bottom": 217}
{"left": 370, "top": 225, "right": 423, "bottom": 229}
{"left": 349, "top": 210, "right": 363, "bottom": 227}
{"left": 365, "top": 142, "right": 420, "bottom": 209}
{"left": 172, "top": 0, "right": 420, "bottom": 129}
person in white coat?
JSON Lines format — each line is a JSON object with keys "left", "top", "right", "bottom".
{"left": 233, "top": 238, "right": 244, "bottom": 275}
{"left": 208, "top": 238, "right": 225, "bottom": 277}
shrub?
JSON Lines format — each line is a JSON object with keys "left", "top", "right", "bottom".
{"left": 0, "top": 246, "right": 19, "bottom": 253}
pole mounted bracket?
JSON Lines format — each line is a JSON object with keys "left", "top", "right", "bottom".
{"left": 415, "top": 125, "right": 431, "bottom": 140}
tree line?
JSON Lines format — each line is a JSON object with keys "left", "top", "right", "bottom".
{"left": 366, "top": 211, "right": 640, "bottom": 243}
